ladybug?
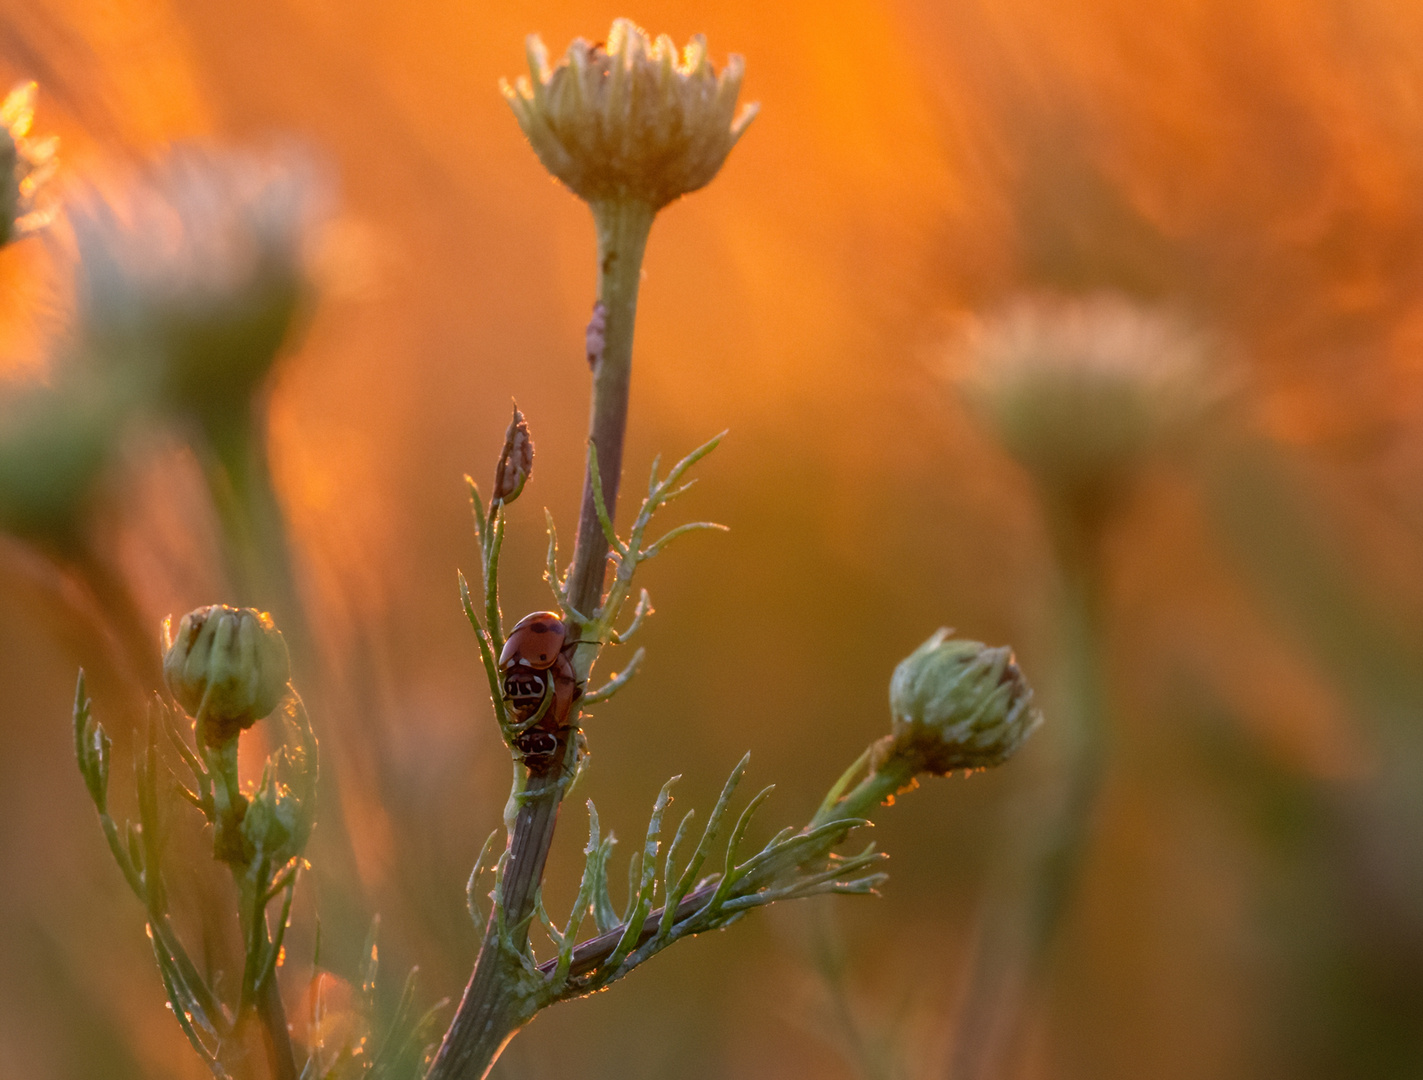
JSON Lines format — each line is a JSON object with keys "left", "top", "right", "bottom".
{"left": 499, "top": 611, "right": 583, "bottom": 760}
{"left": 499, "top": 611, "right": 569, "bottom": 671}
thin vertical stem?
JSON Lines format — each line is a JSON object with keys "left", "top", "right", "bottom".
{"left": 200, "top": 409, "right": 307, "bottom": 648}
{"left": 256, "top": 957, "right": 299, "bottom": 1080}
{"left": 948, "top": 508, "right": 1108, "bottom": 1080}
{"left": 568, "top": 198, "right": 656, "bottom": 619}
{"left": 66, "top": 538, "right": 164, "bottom": 691}
{"left": 429, "top": 196, "right": 657, "bottom": 1080}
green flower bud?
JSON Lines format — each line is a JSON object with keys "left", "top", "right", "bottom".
{"left": 879, "top": 629, "right": 1041, "bottom": 775}
{"left": 163, "top": 605, "right": 290, "bottom": 744}
{"left": 501, "top": 19, "right": 758, "bottom": 210}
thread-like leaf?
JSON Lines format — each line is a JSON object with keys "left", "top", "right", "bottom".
{"left": 459, "top": 572, "right": 510, "bottom": 732}
{"left": 605, "top": 777, "right": 678, "bottom": 972}
{"left": 581, "top": 648, "right": 646, "bottom": 705}
{"left": 360, "top": 916, "right": 381, "bottom": 1016}
{"left": 586, "top": 441, "right": 627, "bottom": 557}
{"left": 712, "top": 784, "right": 776, "bottom": 907}
{"left": 465, "top": 830, "right": 500, "bottom": 933}
{"left": 466, "top": 474, "right": 487, "bottom": 548}
{"left": 642, "top": 520, "right": 729, "bottom": 560}
{"left": 543, "top": 508, "right": 565, "bottom": 607}
{"left": 151, "top": 934, "right": 224, "bottom": 1072}
{"left": 661, "top": 753, "right": 749, "bottom": 936}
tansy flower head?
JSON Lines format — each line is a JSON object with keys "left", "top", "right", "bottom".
{"left": 502, "top": 18, "right": 758, "bottom": 210}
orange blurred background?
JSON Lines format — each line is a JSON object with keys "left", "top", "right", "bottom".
{"left": 2, "top": 1, "right": 1423, "bottom": 1078}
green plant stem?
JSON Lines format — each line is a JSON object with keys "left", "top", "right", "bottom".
{"left": 235, "top": 875, "right": 299, "bottom": 1080}
{"left": 429, "top": 197, "right": 656, "bottom": 1080}
{"left": 208, "top": 733, "right": 299, "bottom": 1080}
{"left": 256, "top": 976, "right": 298, "bottom": 1080}
{"left": 568, "top": 198, "right": 656, "bottom": 618}
{"left": 1027, "top": 514, "right": 1107, "bottom": 957}
{"left": 810, "top": 760, "right": 915, "bottom": 830}
{"left": 948, "top": 510, "right": 1107, "bottom": 1080}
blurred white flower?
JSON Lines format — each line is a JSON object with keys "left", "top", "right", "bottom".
{"left": 69, "top": 143, "right": 329, "bottom": 424}
{"left": 0, "top": 82, "right": 59, "bottom": 245}
{"left": 502, "top": 18, "right": 758, "bottom": 209}
{"left": 955, "top": 292, "right": 1219, "bottom": 518}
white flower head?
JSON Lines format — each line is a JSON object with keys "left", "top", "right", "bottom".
{"left": 956, "top": 292, "right": 1218, "bottom": 515}
{"left": 69, "top": 143, "right": 329, "bottom": 419}
{"left": 0, "top": 82, "right": 59, "bottom": 245}
{"left": 502, "top": 18, "right": 758, "bottom": 209}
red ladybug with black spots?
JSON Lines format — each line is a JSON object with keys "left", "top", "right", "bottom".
{"left": 499, "top": 611, "right": 583, "bottom": 760}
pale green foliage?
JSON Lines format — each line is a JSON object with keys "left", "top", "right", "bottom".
{"left": 301, "top": 921, "right": 448, "bottom": 1080}
{"left": 74, "top": 673, "right": 316, "bottom": 1076}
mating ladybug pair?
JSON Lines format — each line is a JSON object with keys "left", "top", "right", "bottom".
{"left": 498, "top": 611, "right": 584, "bottom": 762}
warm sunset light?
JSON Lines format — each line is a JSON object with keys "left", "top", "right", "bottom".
{"left": 2, "top": 2, "right": 1422, "bottom": 1079}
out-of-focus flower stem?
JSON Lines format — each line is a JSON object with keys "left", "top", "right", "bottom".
{"left": 201, "top": 410, "right": 307, "bottom": 649}
{"left": 1030, "top": 512, "right": 1108, "bottom": 956}
{"left": 949, "top": 511, "right": 1107, "bottom": 1080}
{"left": 201, "top": 412, "right": 378, "bottom": 997}
{"left": 430, "top": 196, "right": 656, "bottom": 1080}
{"left": 66, "top": 539, "right": 164, "bottom": 691}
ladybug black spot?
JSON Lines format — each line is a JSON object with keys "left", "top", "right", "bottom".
{"left": 531, "top": 621, "right": 551, "bottom": 633}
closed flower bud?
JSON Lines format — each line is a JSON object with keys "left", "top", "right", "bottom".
{"left": 501, "top": 19, "right": 758, "bottom": 210}
{"left": 878, "top": 628, "right": 1041, "bottom": 775}
{"left": 163, "top": 605, "right": 290, "bottom": 743}
{"left": 492, "top": 404, "right": 533, "bottom": 505}
{"left": 0, "top": 82, "right": 58, "bottom": 247}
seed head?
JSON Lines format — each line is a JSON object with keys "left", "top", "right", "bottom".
{"left": 163, "top": 605, "right": 291, "bottom": 744}
{"left": 0, "top": 82, "right": 58, "bottom": 246}
{"left": 492, "top": 404, "right": 534, "bottom": 506}
{"left": 877, "top": 629, "right": 1041, "bottom": 775}
{"left": 501, "top": 19, "right": 758, "bottom": 210}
